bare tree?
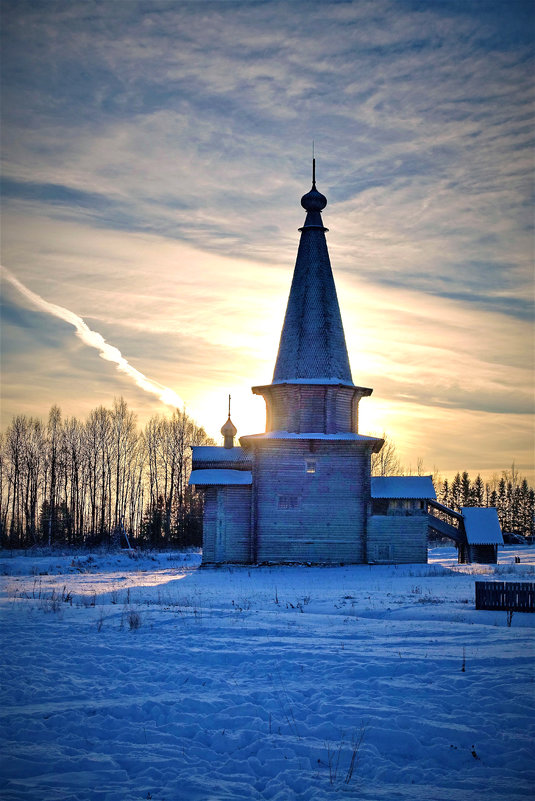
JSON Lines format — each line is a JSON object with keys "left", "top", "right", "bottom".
{"left": 45, "top": 406, "right": 63, "bottom": 545}
{"left": 24, "top": 418, "right": 45, "bottom": 544}
{"left": 6, "top": 416, "right": 27, "bottom": 545}
{"left": 0, "top": 432, "right": 8, "bottom": 543}
{"left": 84, "top": 406, "right": 112, "bottom": 541}
{"left": 63, "top": 417, "right": 86, "bottom": 543}
{"left": 371, "top": 432, "right": 403, "bottom": 477}
{"left": 111, "top": 397, "right": 138, "bottom": 534}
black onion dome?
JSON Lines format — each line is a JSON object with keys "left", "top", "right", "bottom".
{"left": 301, "top": 183, "right": 327, "bottom": 212}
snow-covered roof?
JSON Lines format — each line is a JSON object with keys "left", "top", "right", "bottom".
{"left": 371, "top": 476, "right": 437, "bottom": 500}
{"left": 191, "top": 446, "right": 251, "bottom": 463}
{"left": 189, "top": 469, "right": 252, "bottom": 486}
{"left": 461, "top": 507, "right": 503, "bottom": 545}
{"left": 241, "top": 431, "right": 383, "bottom": 446}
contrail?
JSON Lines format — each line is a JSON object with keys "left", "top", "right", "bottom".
{"left": 1, "top": 265, "right": 184, "bottom": 409}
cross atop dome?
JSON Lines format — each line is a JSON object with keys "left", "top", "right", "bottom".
{"left": 221, "top": 394, "right": 237, "bottom": 448}
{"left": 300, "top": 158, "right": 327, "bottom": 214}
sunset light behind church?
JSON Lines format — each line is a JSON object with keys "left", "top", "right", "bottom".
{"left": 1, "top": 0, "right": 533, "bottom": 481}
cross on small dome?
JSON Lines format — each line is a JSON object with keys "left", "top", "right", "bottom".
{"left": 221, "top": 395, "right": 237, "bottom": 448}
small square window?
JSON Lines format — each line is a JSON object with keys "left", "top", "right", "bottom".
{"left": 305, "top": 460, "right": 316, "bottom": 474}
{"left": 278, "top": 495, "right": 299, "bottom": 510}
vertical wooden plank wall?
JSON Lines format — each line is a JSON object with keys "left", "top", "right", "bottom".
{"left": 201, "top": 488, "right": 217, "bottom": 564}
{"left": 221, "top": 486, "right": 252, "bottom": 563}
{"left": 201, "top": 486, "right": 252, "bottom": 564}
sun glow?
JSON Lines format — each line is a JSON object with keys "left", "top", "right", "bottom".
{"left": 189, "top": 386, "right": 267, "bottom": 444}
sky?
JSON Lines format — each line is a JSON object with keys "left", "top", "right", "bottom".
{"left": 1, "top": 0, "right": 533, "bottom": 480}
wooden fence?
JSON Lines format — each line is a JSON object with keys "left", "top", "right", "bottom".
{"left": 475, "top": 581, "right": 535, "bottom": 612}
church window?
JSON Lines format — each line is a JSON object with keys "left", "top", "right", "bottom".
{"left": 372, "top": 499, "right": 388, "bottom": 515}
{"left": 278, "top": 495, "right": 299, "bottom": 509}
{"left": 377, "top": 545, "right": 393, "bottom": 562}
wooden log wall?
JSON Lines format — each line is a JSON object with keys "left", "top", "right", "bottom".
{"left": 367, "top": 516, "right": 428, "bottom": 564}
{"left": 253, "top": 441, "right": 370, "bottom": 563}
{"left": 201, "top": 486, "right": 252, "bottom": 564}
{"left": 255, "top": 385, "right": 361, "bottom": 434}
{"left": 201, "top": 488, "right": 217, "bottom": 564}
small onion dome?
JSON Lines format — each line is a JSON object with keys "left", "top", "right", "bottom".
{"left": 221, "top": 416, "right": 237, "bottom": 438}
{"left": 301, "top": 184, "right": 327, "bottom": 212}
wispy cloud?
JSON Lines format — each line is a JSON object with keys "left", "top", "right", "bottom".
{"left": 1, "top": 266, "right": 184, "bottom": 410}
{"left": 2, "top": 1, "right": 532, "bottom": 311}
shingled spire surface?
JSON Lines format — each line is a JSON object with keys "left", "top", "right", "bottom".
{"left": 272, "top": 167, "right": 353, "bottom": 385}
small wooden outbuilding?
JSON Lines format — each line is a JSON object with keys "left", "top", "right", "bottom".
{"left": 368, "top": 476, "right": 436, "bottom": 563}
{"left": 458, "top": 507, "right": 503, "bottom": 564}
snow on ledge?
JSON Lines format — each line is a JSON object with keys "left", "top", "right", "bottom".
{"left": 371, "top": 476, "right": 437, "bottom": 500}
{"left": 191, "top": 446, "right": 251, "bottom": 462}
{"left": 189, "top": 469, "right": 252, "bottom": 486}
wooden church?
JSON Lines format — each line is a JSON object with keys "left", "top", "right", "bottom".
{"left": 189, "top": 166, "right": 501, "bottom": 565}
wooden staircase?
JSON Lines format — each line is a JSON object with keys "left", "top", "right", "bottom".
{"left": 427, "top": 500, "right": 465, "bottom": 545}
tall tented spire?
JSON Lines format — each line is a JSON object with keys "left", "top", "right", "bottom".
{"left": 272, "top": 168, "right": 353, "bottom": 385}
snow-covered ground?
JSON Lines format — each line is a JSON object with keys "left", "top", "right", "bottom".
{"left": 1, "top": 546, "right": 534, "bottom": 801}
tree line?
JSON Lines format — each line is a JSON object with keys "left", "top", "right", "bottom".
{"left": 1, "top": 411, "right": 533, "bottom": 548}
{"left": 438, "top": 469, "right": 534, "bottom": 540}
{"left": 0, "top": 399, "right": 213, "bottom": 549}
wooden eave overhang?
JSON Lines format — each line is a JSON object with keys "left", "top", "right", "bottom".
{"left": 239, "top": 431, "right": 384, "bottom": 452}
{"left": 251, "top": 381, "right": 373, "bottom": 397}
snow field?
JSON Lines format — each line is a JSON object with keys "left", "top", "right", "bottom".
{"left": 0, "top": 547, "right": 534, "bottom": 801}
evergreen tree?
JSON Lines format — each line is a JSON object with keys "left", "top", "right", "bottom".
{"left": 440, "top": 478, "right": 450, "bottom": 508}
{"left": 450, "top": 473, "right": 462, "bottom": 512}
{"left": 526, "top": 489, "right": 535, "bottom": 539}
{"left": 497, "top": 478, "right": 507, "bottom": 531}
{"left": 461, "top": 472, "right": 471, "bottom": 507}
{"left": 472, "top": 474, "right": 484, "bottom": 506}
{"left": 505, "top": 482, "right": 514, "bottom": 532}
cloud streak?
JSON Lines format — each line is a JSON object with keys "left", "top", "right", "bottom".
{"left": 1, "top": 266, "right": 184, "bottom": 411}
